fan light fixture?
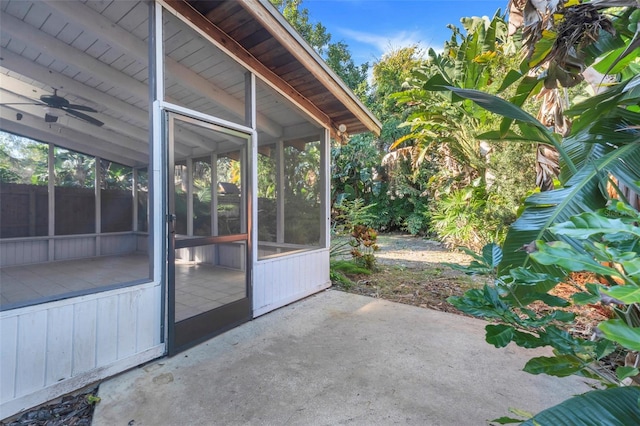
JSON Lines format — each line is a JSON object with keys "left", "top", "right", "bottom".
{"left": 44, "top": 107, "right": 60, "bottom": 117}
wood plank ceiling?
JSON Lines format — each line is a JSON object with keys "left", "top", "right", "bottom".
{"left": 186, "top": 0, "right": 381, "bottom": 137}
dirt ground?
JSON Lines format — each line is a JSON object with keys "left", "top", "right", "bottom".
{"left": 336, "top": 233, "right": 608, "bottom": 330}
{"left": 336, "top": 234, "right": 482, "bottom": 315}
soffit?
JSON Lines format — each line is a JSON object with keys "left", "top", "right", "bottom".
{"left": 186, "top": 0, "right": 382, "bottom": 137}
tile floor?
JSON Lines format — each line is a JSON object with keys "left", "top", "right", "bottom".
{"left": 174, "top": 259, "right": 245, "bottom": 322}
{"left": 0, "top": 255, "right": 245, "bottom": 320}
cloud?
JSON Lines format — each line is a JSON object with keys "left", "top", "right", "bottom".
{"left": 339, "top": 27, "right": 422, "bottom": 52}
{"left": 336, "top": 27, "right": 438, "bottom": 60}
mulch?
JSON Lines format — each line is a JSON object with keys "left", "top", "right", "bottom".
{"left": 1, "top": 387, "right": 98, "bottom": 426}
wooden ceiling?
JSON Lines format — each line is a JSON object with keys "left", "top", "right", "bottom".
{"left": 183, "top": 0, "right": 381, "bottom": 137}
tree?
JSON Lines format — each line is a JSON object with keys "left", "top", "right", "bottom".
{"left": 386, "top": 13, "right": 536, "bottom": 246}
{"left": 504, "top": 0, "right": 640, "bottom": 190}
{"left": 447, "top": 2, "right": 640, "bottom": 421}
{"left": 392, "top": 13, "right": 515, "bottom": 182}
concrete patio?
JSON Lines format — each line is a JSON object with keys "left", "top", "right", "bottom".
{"left": 93, "top": 290, "right": 595, "bottom": 425}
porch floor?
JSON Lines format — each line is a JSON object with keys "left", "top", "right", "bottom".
{"left": 0, "top": 255, "right": 245, "bottom": 319}
{"left": 93, "top": 290, "right": 597, "bottom": 425}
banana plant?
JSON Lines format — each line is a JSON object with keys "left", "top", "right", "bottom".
{"left": 501, "top": 0, "right": 640, "bottom": 191}
{"left": 389, "top": 12, "right": 514, "bottom": 180}
{"left": 444, "top": 71, "right": 640, "bottom": 274}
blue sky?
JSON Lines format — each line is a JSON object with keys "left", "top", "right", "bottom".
{"left": 302, "top": 0, "right": 508, "bottom": 65}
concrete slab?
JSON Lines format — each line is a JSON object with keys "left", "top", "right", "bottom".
{"left": 93, "top": 290, "right": 595, "bottom": 425}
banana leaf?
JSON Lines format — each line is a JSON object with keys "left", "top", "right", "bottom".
{"left": 522, "top": 387, "right": 640, "bottom": 426}
{"left": 443, "top": 84, "right": 640, "bottom": 276}
{"left": 500, "top": 142, "right": 640, "bottom": 274}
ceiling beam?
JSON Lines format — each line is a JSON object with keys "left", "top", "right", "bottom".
{"left": 1, "top": 12, "right": 149, "bottom": 104}
{"left": 0, "top": 49, "right": 148, "bottom": 126}
{"left": 43, "top": 0, "right": 283, "bottom": 138}
{"left": 0, "top": 52, "right": 207, "bottom": 154}
{"left": 0, "top": 107, "right": 146, "bottom": 167}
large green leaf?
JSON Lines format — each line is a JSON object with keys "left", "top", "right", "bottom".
{"left": 529, "top": 241, "right": 617, "bottom": 274}
{"left": 445, "top": 86, "right": 577, "bottom": 174}
{"left": 522, "top": 387, "right": 640, "bottom": 426}
{"left": 598, "top": 319, "right": 640, "bottom": 351}
{"left": 603, "top": 285, "right": 640, "bottom": 304}
{"left": 523, "top": 355, "right": 583, "bottom": 377}
{"left": 485, "top": 324, "right": 514, "bottom": 348}
{"left": 445, "top": 87, "right": 542, "bottom": 127}
{"left": 550, "top": 212, "right": 640, "bottom": 239}
{"left": 499, "top": 142, "right": 640, "bottom": 274}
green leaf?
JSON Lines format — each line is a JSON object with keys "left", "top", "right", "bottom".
{"left": 595, "top": 339, "right": 617, "bottom": 359}
{"left": 500, "top": 103, "right": 640, "bottom": 275}
{"left": 485, "top": 324, "right": 514, "bottom": 348}
{"left": 598, "top": 319, "right": 640, "bottom": 351}
{"left": 622, "top": 258, "right": 640, "bottom": 281}
{"left": 490, "top": 416, "right": 525, "bottom": 424}
{"left": 421, "top": 73, "right": 453, "bottom": 91}
{"left": 522, "top": 387, "right": 640, "bottom": 426}
{"left": 617, "top": 366, "right": 640, "bottom": 381}
{"left": 602, "top": 286, "right": 640, "bottom": 304}
{"left": 593, "top": 28, "right": 640, "bottom": 76}
{"left": 531, "top": 241, "right": 623, "bottom": 277}
{"left": 523, "top": 355, "right": 583, "bottom": 377}
{"left": 511, "top": 329, "right": 547, "bottom": 349}
{"left": 571, "top": 292, "right": 600, "bottom": 305}
{"left": 497, "top": 70, "right": 524, "bottom": 93}
{"left": 476, "top": 130, "right": 547, "bottom": 143}
{"left": 482, "top": 243, "right": 503, "bottom": 269}
{"left": 507, "top": 267, "right": 558, "bottom": 286}
{"left": 536, "top": 293, "right": 570, "bottom": 308}
{"left": 528, "top": 30, "right": 556, "bottom": 68}
{"left": 550, "top": 212, "right": 640, "bottom": 240}
{"left": 444, "top": 87, "right": 544, "bottom": 127}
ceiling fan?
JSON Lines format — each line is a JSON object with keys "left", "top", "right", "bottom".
{"left": 1, "top": 88, "right": 104, "bottom": 127}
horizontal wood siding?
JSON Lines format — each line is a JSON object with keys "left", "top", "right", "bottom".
{"left": 0, "top": 240, "right": 48, "bottom": 267}
{"left": 253, "top": 249, "right": 330, "bottom": 317}
{"left": 0, "top": 283, "right": 163, "bottom": 419}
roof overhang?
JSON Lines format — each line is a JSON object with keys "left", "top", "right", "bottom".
{"left": 178, "top": 0, "right": 382, "bottom": 138}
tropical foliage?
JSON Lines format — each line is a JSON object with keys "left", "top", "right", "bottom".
{"left": 444, "top": 0, "right": 640, "bottom": 422}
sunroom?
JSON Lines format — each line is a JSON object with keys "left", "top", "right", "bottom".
{"left": 0, "top": 0, "right": 380, "bottom": 418}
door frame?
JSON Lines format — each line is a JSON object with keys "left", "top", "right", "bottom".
{"left": 164, "top": 109, "right": 254, "bottom": 355}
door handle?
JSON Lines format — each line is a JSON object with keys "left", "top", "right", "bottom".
{"left": 168, "top": 213, "right": 176, "bottom": 234}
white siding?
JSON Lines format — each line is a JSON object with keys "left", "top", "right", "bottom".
{"left": 253, "top": 249, "right": 330, "bottom": 317}
{"left": 0, "top": 234, "right": 141, "bottom": 267}
{"left": 100, "top": 234, "right": 136, "bottom": 255}
{"left": 54, "top": 237, "right": 96, "bottom": 260}
{"left": 0, "top": 283, "right": 164, "bottom": 419}
{"left": 0, "top": 240, "right": 48, "bottom": 267}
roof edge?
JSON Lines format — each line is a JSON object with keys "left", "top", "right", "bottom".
{"left": 244, "top": 0, "right": 382, "bottom": 136}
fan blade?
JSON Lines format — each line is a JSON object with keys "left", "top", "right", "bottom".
{"left": 63, "top": 108, "right": 104, "bottom": 127}
{"left": 66, "top": 104, "right": 98, "bottom": 113}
